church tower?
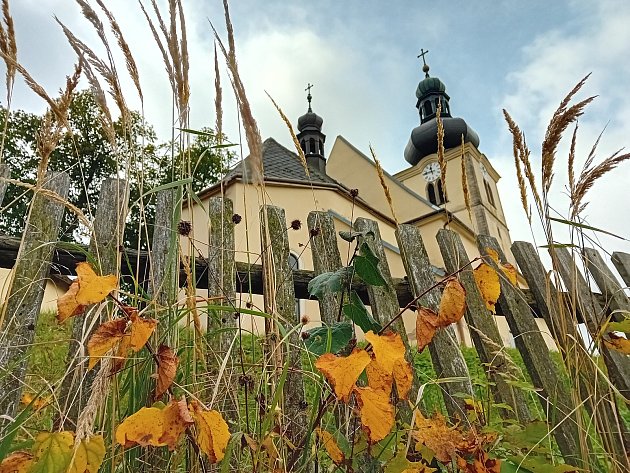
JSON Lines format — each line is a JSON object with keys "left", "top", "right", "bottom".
{"left": 395, "top": 51, "right": 512, "bottom": 252}
{"left": 297, "top": 84, "right": 327, "bottom": 174}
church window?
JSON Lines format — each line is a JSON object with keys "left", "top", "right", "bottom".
{"left": 288, "top": 253, "right": 301, "bottom": 316}
{"left": 309, "top": 138, "right": 316, "bottom": 154}
{"left": 427, "top": 180, "right": 447, "bottom": 206}
{"left": 300, "top": 140, "right": 306, "bottom": 152}
{"left": 484, "top": 179, "right": 495, "bottom": 207}
{"left": 423, "top": 100, "right": 433, "bottom": 118}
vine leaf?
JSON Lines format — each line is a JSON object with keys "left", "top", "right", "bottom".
{"left": 307, "top": 266, "right": 354, "bottom": 299}
{"left": 29, "top": 431, "right": 74, "bottom": 473}
{"left": 316, "top": 349, "right": 371, "bottom": 402}
{"left": 364, "top": 331, "right": 413, "bottom": 399}
{"left": 116, "top": 406, "right": 167, "bottom": 448}
{"left": 87, "top": 318, "right": 128, "bottom": 370}
{"left": 338, "top": 229, "right": 373, "bottom": 242}
{"left": 474, "top": 249, "right": 513, "bottom": 313}
{"left": 366, "top": 359, "right": 393, "bottom": 396}
{"left": 412, "top": 412, "right": 462, "bottom": 463}
{"left": 68, "top": 435, "right": 106, "bottom": 473}
{"left": 190, "top": 401, "right": 231, "bottom": 463}
{"left": 304, "top": 321, "right": 353, "bottom": 355}
{"left": 0, "top": 451, "right": 33, "bottom": 473}
{"left": 315, "top": 428, "right": 345, "bottom": 465}
{"left": 384, "top": 449, "right": 437, "bottom": 473}
{"left": 128, "top": 312, "right": 158, "bottom": 351}
{"left": 354, "top": 242, "right": 386, "bottom": 286}
{"left": 342, "top": 291, "right": 382, "bottom": 333}
{"left": 160, "top": 399, "right": 194, "bottom": 450}
{"left": 353, "top": 386, "right": 395, "bottom": 444}
{"left": 57, "top": 262, "right": 117, "bottom": 323}
{"left": 155, "top": 344, "right": 179, "bottom": 398}
{"left": 605, "top": 333, "right": 630, "bottom": 354}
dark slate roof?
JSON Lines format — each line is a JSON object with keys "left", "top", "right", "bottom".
{"left": 223, "top": 137, "right": 336, "bottom": 185}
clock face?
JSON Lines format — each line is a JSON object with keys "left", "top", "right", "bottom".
{"left": 422, "top": 162, "right": 440, "bottom": 182}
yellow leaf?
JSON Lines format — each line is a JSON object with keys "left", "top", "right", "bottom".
{"left": 412, "top": 412, "right": 463, "bottom": 464}
{"left": 87, "top": 318, "right": 128, "bottom": 370}
{"left": 68, "top": 435, "right": 106, "bottom": 473}
{"left": 316, "top": 349, "right": 371, "bottom": 402}
{"left": 155, "top": 344, "right": 179, "bottom": 399}
{"left": 501, "top": 263, "right": 518, "bottom": 286}
{"left": 365, "top": 331, "right": 406, "bottom": 373}
{"left": 190, "top": 401, "right": 231, "bottom": 463}
{"left": 366, "top": 359, "right": 393, "bottom": 396}
{"left": 438, "top": 278, "right": 466, "bottom": 325}
{"left": 415, "top": 308, "right": 439, "bottom": 352}
{"left": 473, "top": 262, "right": 501, "bottom": 314}
{"left": 30, "top": 431, "right": 74, "bottom": 473}
{"left": 128, "top": 313, "right": 158, "bottom": 352}
{"left": 57, "top": 262, "right": 117, "bottom": 323}
{"left": 315, "top": 428, "right": 345, "bottom": 465}
{"left": 353, "top": 386, "right": 395, "bottom": 444}
{"left": 159, "top": 398, "right": 194, "bottom": 450}
{"left": 393, "top": 358, "right": 413, "bottom": 400}
{"left": 0, "top": 451, "right": 33, "bottom": 473}
{"left": 605, "top": 333, "right": 630, "bottom": 354}
{"left": 115, "top": 407, "right": 167, "bottom": 448}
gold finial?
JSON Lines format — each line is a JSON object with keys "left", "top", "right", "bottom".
{"left": 305, "top": 83, "right": 314, "bottom": 112}
{"left": 417, "top": 48, "right": 430, "bottom": 78}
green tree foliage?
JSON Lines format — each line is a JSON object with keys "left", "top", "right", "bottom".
{"left": 0, "top": 90, "right": 229, "bottom": 248}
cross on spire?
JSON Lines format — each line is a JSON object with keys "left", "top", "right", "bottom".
{"left": 417, "top": 48, "right": 430, "bottom": 77}
{"left": 305, "top": 83, "right": 314, "bottom": 112}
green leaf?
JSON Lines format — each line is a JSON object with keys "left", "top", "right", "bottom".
{"left": 548, "top": 216, "right": 628, "bottom": 241}
{"left": 308, "top": 267, "right": 353, "bottom": 299}
{"left": 304, "top": 321, "right": 353, "bottom": 355}
{"left": 605, "top": 316, "right": 630, "bottom": 333}
{"left": 30, "top": 432, "right": 74, "bottom": 473}
{"left": 342, "top": 291, "right": 382, "bottom": 333}
{"left": 507, "top": 456, "right": 576, "bottom": 473}
{"left": 338, "top": 230, "right": 373, "bottom": 243}
{"left": 353, "top": 242, "right": 386, "bottom": 286}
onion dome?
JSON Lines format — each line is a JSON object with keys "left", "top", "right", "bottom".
{"left": 404, "top": 54, "right": 479, "bottom": 165}
{"left": 296, "top": 83, "right": 327, "bottom": 173}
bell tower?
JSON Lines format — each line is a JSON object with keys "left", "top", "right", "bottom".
{"left": 296, "top": 83, "right": 327, "bottom": 174}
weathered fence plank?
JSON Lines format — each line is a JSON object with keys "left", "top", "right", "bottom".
{"left": 584, "top": 247, "right": 630, "bottom": 317}
{"left": 477, "top": 236, "right": 582, "bottom": 467}
{"left": 513, "top": 241, "right": 629, "bottom": 471}
{"left": 0, "top": 171, "right": 71, "bottom": 429}
{"left": 59, "top": 178, "right": 129, "bottom": 428}
{"left": 307, "top": 211, "right": 343, "bottom": 324}
{"left": 260, "top": 205, "right": 307, "bottom": 446}
{"left": 0, "top": 164, "right": 10, "bottom": 204}
{"left": 438, "top": 229, "right": 531, "bottom": 422}
{"left": 611, "top": 251, "right": 630, "bottom": 287}
{"left": 554, "top": 247, "right": 630, "bottom": 399}
{"left": 396, "top": 224, "right": 473, "bottom": 419}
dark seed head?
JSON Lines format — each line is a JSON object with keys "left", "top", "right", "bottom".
{"left": 177, "top": 220, "right": 192, "bottom": 236}
{"left": 290, "top": 219, "right": 302, "bottom": 230}
{"left": 245, "top": 301, "right": 253, "bottom": 309}
{"left": 232, "top": 213, "right": 242, "bottom": 224}
{"left": 300, "top": 331, "right": 310, "bottom": 340}
{"left": 26, "top": 323, "right": 35, "bottom": 331}
{"left": 309, "top": 227, "right": 320, "bottom": 238}
{"left": 299, "top": 400, "right": 308, "bottom": 409}
{"left": 300, "top": 315, "right": 309, "bottom": 325}
{"left": 350, "top": 188, "right": 359, "bottom": 198}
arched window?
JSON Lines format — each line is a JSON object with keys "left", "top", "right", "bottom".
{"left": 427, "top": 181, "right": 446, "bottom": 206}
{"left": 423, "top": 100, "right": 433, "bottom": 118}
{"left": 427, "top": 182, "right": 436, "bottom": 205}
{"left": 300, "top": 140, "right": 306, "bottom": 152}
{"left": 309, "top": 138, "right": 316, "bottom": 154}
{"left": 288, "top": 253, "right": 301, "bottom": 316}
{"left": 484, "top": 179, "right": 495, "bottom": 207}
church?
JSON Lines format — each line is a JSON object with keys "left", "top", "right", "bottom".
{"left": 184, "top": 57, "right": 554, "bottom": 349}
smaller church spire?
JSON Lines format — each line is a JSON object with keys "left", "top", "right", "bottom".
{"left": 305, "top": 82, "right": 314, "bottom": 112}
{"left": 417, "top": 48, "right": 430, "bottom": 78}
{"left": 297, "top": 83, "right": 327, "bottom": 174}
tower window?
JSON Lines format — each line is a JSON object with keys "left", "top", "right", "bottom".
{"left": 484, "top": 179, "right": 495, "bottom": 207}
{"left": 300, "top": 140, "right": 306, "bottom": 152}
{"left": 423, "top": 100, "right": 433, "bottom": 118}
{"left": 319, "top": 140, "right": 324, "bottom": 155}
{"left": 427, "top": 180, "right": 446, "bottom": 206}
{"left": 309, "top": 138, "right": 316, "bottom": 154}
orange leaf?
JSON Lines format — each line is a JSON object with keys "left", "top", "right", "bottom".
{"left": 190, "top": 401, "right": 231, "bottom": 463}
{"left": 57, "top": 262, "right": 117, "bottom": 323}
{"left": 315, "top": 428, "right": 345, "bottom": 465}
{"left": 155, "top": 344, "right": 179, "bottom": 399}
{"left": 438, "top": 278, "right": 466, "bottom": 325}
{"left": 473, "top": 262, "right": 500, "bottom": 314}
{"left": 364, "top": 331, "right": 406, "bottom": 373}
{"left": 472, "top": 451, "right": 501, "bottom": 473}
{"left": 159, "top": 398, "right": 194, "bottom": 450}
{"left": 0, "top": 451, "right": 33, "bottom": 473}
{"left": 412, "top": 411, "right": 463, "bottom": 463}
{"left": 353, "top": 386, "right": 395, "bottom": 444}
{"left": 87, "top": 318, "right": 128, "bottom": 370}
{"left": 605, "top": 333, "right": 630, "bottom": 354}
{"left": 501, "top": 263, "right": 517, "bottom": 286}
{"left": 393, "top": 358, "right": 413, "bottom": 400}
{"left": 315, "top": 349, "right": 371, "bottom": 402}
{"left": 366, "top": 359, "right": 392, "bottom": 396}
{"left": 116, "top": 406, "right": 167, "bottom": 448}
{"left": 129, "top": 313, "right": 158, "bottom": 352}
{"left": 415, "top": 307, "right": 440, "bottom": 352}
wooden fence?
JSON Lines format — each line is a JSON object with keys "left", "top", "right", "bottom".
{"left": 1, "top": 170, "right": 630, "bottom": 471}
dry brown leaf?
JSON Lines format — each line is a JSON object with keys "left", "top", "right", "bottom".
{"left": 605, "top": 333, "right": 630, "bottom": 354}
{"left": 159, "top": 398, "right": 194, "bottom": 450}
{"left": 393, "top": 358, "right": 413, "bottom": 400}
{"left": 57, "top": 262, "right": 117, "bottom": 323}
{"left": 366, "top": 359, "right": 393, "bottom": 396}
{"left": 315, "top": 349, "right": 371, "bottom": 402}
{"left": 190, "top": 401, "right": 231, "bottom": 463}
{"left": 87, "top": 318, "right": 128, "bottom": 370}
{"left": 415, "top": 307, "right": 440, "bottom": 352}
{"left": 128, "top": 313, "right": 158, "bottom": 352}
{"left": 155, "top": 344, "right": 179, "bottom": 399}
{"left": 315, "top": 428, "right": 345, "bottom": 465}
{"left": 438, "top": 278, "right": 467, "bottom": 325}
{"left": 473, "top": 262, "right": 501, "bottom": 314}
{"left": 412, "top": 411, "right": 463, "bottom": 463}
{"left": 0, "top": 451, "right": 33, "bottom": 473}
{"left": 353, "top": 386, "right": 395, "bottom": 444}
{"left": 115, "top": 406, "right": 167, "bottom": 448}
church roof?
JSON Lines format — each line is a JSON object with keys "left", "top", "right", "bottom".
{"left": 222, "top": 137, "right": 335, "bottom": 185}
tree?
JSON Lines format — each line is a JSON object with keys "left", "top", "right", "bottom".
{"left": 0, "top": 90, "right": 229, "bottom": 248}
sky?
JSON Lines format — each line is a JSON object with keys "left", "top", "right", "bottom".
{"left": 5, "top": 0, "right": 630, "bottom": 264}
